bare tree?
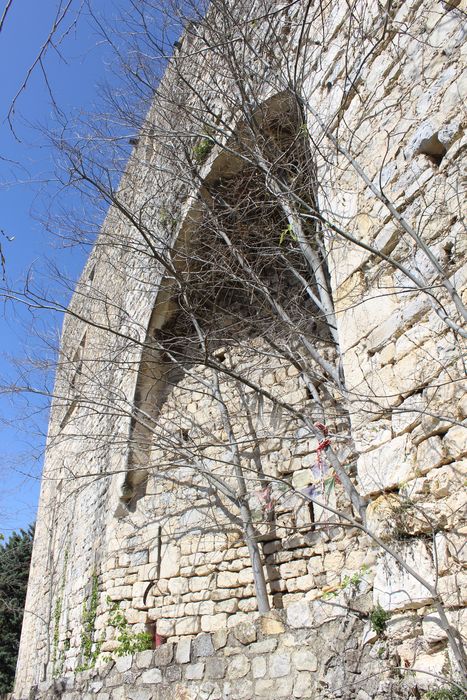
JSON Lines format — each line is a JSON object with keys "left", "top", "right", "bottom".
{"left": 8, "top": 0, "right": 467, "bottom": 696}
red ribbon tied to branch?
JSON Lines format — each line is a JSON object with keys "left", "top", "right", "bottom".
{"left": 314, "top": 422, "right": 331, "bottom": 460}
{"left": 257, "top": 483, "right": 274, "bottom": 512}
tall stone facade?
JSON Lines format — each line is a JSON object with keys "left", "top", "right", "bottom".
{"left": 14, "top": 1, "right": 466, "bottom": 698}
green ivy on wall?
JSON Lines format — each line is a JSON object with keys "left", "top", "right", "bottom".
{"left": 77, "top": 572, "right": 101, "bottom": 672}
{"left": 52, "top": 548, "right": 69, "bottom": 678}
{"left": 107, "top": 596, "right": 152, "bottom": 656}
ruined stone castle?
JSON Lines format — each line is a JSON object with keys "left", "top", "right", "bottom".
{"left": 14, "top": 1, "right": 466, "bottom": 698}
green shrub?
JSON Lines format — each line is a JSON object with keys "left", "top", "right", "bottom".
{"left": 341, "top": 564, "right": 369, "bottom": 590}
{"left": 424, "top": 685, "right": 467, "bottom": 700}
{"left": 321, "top": 565, "right": 369, "bottom": 600}
{"left": 369, "top": 604, "right": 391, "bottom": 634}
{"left": 192, "top": 137, "right": 214, "bottom": 164}
{"left": 107, "top": 597, "right": 152, "bottom": 656}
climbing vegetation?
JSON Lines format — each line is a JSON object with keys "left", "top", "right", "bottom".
{"left": 107, "top": 597, "right": 153, "bottom": 656}
{"left": 77, "top": 572, "right": 101, "bottom": 671}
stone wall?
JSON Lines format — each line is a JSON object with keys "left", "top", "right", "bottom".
{"left": 14, "top": 0, "right": 467, "bottom": 698}
{"left": 24, "top": 608, "right": 422, "bottom": 700}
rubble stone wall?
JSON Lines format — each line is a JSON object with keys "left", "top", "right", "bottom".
{"left": 19, "top": 611, "right": 419, "bottom": 700}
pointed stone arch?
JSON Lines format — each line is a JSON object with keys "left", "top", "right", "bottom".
{"left": 116, "top": 90, "right": 331, "bottom": 515}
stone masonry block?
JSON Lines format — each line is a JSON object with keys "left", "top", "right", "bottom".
{"left": 227, "top": 654, "right": 250, "bottom": 679}
{"left": 358, "top": 435, "right": 415, "bottom": 496}
{"left": 374, "top": 541, "right": 435, "bottom": 611}
{"left": 192, "top": 634, "right": 215, "bottom": 658}
{"left": 175, "top": 637, "right": 191, "bottom": 664}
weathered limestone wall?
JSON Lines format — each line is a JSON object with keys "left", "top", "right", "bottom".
{"left": 15, "top": 0, "right": 466, "bottom": 698}
{"left": 310, "top": 0, "right": 467, "bottom": 676}
{"left": 14, "top": 143, "right": 177, "bottom": 695}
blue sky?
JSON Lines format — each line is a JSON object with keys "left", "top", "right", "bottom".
{"left": 0, "top": 0, "right": 120, "bottom": 535}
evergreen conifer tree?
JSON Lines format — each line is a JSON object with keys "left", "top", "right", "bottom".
{"left": 0, "top": 525, "right": 34, "bottom": 694}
